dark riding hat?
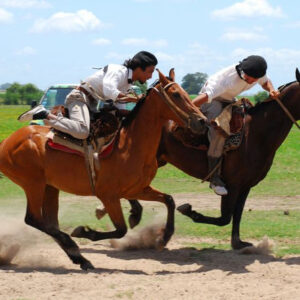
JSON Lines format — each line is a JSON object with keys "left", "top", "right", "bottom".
{"left": 239, "top": 55, "right": 267, "bottom": 78}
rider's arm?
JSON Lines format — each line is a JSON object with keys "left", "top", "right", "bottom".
{"left": 261, "top": 78, "right": 280, "bottom": 98}
{"left": 192, "top": 93, "right": 209, "bottom": 107}
{"left": 117, "top": 93, "right": 141, "bottom": 103}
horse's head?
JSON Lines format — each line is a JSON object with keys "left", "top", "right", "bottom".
{"left": 279, "top": 68, "right": 300, "bottom": 123}
{"left": 154, "top": 69, "right": 206, "bottom": 134}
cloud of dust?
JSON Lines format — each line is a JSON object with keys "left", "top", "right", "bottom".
{"left": 110, "top": 221, "right": 166, "bottom": 251}
{"left": 239, "top": 236, "right": 274, "bottom": 255}
{"left": 0, "top": 216, "right": 55, "bottom": 267}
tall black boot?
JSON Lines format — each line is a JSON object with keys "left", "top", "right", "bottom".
{"left": 207, "top": 156, "right": 228, "bottom": 196}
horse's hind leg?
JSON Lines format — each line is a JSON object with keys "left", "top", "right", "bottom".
{"left": 177, "top": 189, "right": 239, "bottom": 226}
{"left": 95, "top": 199, "right": 143, "bottom": 229}
{"left": 128, "top": 200, "right": 143, "bottom": 229}
{"left": 72, "top": 197, "right": 128, "bottom": 241}
{"left": 25, "top": 184, "right": 94, "bottom": 270}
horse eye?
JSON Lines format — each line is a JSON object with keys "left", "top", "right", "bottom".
{"left": 173, "top": 92, "right": 181, "bottom": 99}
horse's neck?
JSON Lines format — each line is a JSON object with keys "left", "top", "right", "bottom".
{"left": 248, "top": 100, "right": 293, "bottom": 152}
{"left": 120, "top": 94, "right": 165, "bottom": 160}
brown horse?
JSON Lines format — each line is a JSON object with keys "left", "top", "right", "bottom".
{"left": 125, "top": 68, "right": 300, "bottom": 250}
{"left": 0, "top": 69, "right": 206, "bottom": 270}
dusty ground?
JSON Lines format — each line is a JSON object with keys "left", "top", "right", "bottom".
{"left": 0, "top": 194, "right": 299, "bottom": 300}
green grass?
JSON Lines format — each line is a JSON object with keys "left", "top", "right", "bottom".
{"left": 0, "top": 105, "right": 30, "bottom": 140}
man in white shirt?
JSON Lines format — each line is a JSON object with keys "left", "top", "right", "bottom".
{"left": 193, "top": 55, "right": 280, "bottom": 196}
{"left": 18, "top": 51, "right": 158, "bottom": 139}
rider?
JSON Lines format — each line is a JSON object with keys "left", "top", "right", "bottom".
{"left": 18, "top": 51, "right": 158, "bottom": 140}
{"left": 192, "top": 55, "right": 280, "bottom": 196}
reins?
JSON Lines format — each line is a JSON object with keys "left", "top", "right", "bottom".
{"left": 273, "top": 96, "right": 300, "bottom": 130}
{"left": 151, "top": 82, "right": 193, "bottom": 129}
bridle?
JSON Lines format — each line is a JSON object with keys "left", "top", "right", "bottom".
{"left": 265, "top": 81, "right": 300, "bottom": 130}
{"left": 151, "top": 81, "right": 199, "bottom": 130}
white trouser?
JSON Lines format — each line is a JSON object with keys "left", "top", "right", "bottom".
{"left": 201, "top": 98, "right": 232, "bottom": 158}
{"left": 44, "top": 90, "right": 90, "bottom": 139}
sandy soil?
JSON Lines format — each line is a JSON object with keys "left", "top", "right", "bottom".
{"left": 0, "top": 194, "right": 299, "bottom": 300}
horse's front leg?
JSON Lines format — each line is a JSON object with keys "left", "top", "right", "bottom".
{"left": 134, "top": 186, "right": 175, "bottom": 247}
{"left": 231, "top": 188, "right": 253, "bottom": 249}
{"left": 72, "top": 197, "right": 128, "bottom": 241}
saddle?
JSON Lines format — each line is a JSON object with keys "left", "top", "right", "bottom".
{"left": 172, "top": 98, "right": 252, "bottom": 152}
{"left": 46, "top": 104, "right": 121, "bottom": 158}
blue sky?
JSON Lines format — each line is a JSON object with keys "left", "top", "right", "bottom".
{"left": 0, "top": 0, "right": 299, "bottom": 93}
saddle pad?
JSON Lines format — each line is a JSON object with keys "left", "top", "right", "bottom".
{"left": 48, "top": 135, "right": 117, "bottom": 159}
{"left": 47, "top": 139, "right": 83, "bottom": 156}
{"left": 98, "top": 136, "right": 116, "bottom": 158}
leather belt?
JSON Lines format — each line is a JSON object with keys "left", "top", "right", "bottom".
{"left": 77, "top": 86, "right": 96, "bottom": 102}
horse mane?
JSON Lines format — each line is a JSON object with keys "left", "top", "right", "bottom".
{"left": 121, "top": 79, "right": 171, "bottom": 128}
{"left": 121, "top": 91, "right": 148, "bottom": 128}
{"left": 248, "top": 80, "right": 298, "bottom": 115}
{"left": 278, "top": 80, "right": 296, "bottom": 92}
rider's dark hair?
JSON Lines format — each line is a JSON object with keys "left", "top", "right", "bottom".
{"left": 123, "top": 51, "right": 158, "bottom": 71}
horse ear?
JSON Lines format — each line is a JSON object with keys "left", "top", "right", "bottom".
{"left": 156, "top": 68, "right": 168, "bottom": 86}
{"left": 296, "top": 68, "right": 300, "bottom": 83}
{"left": 169, "top": 68, "right": 175, "bottom": 81}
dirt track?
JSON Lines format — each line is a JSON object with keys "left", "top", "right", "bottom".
{"left": 0, "top": 194, "right": 299, "bottom": 299}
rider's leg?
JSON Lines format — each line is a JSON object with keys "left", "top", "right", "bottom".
{"left": 44, "top": 91, "right": 90, "bottom": 139}
{"left": 201, "top": 100, "right": 228, "bottom": 196}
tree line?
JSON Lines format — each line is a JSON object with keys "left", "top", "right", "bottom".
{"left": 0, "top": 82, "right": 43, "bottom": 105}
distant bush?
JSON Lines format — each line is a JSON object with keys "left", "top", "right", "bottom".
{"left": 4, "top": 82, "right": 43, "bottom": 105}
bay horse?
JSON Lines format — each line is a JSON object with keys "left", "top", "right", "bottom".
{"left": 0, "top": 69, "right": 206, "bottom": 270}
{"left": 124, "top": 68, "right": 300, "bottom": 250}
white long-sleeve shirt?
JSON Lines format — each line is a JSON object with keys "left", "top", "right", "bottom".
{"left": 200, "top": 64, "right": 268, "bottom": 102}
{"left": 81, "top": 64, "right": 133, "bottom": 101}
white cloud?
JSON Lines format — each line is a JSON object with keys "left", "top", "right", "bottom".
{"left": 121, "top": 38, "right": 168, "bottom": 48}
{"left": 15, "top": 46, "right": 37, "bottom": 56}
{"left": 31, "top": 10, "right": 105, "bottom": 33}
{"left": 0, "top": 8, "right": 13, "bottom": 23}
{"left": 0, "top": 0, "right": 51, "bottom": 8}
{"left": 92, "top": 38, "right": 111, "bottom": 46}
{"left": 221, "top": 28, "right": 267, "bottom": 41}
{"left": 211, "top": 0, "right": 284, "bottom": 20}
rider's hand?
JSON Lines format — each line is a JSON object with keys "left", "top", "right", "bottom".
{"left": 269, "top": 90, "right": 280, "bottom": 99}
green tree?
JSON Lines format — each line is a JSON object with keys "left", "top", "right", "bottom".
{"left": 4, "top": 83, "right": 22, "bottom": 104}
{"left": 4, "top": 82, "right": 43, "bottom": 105}
{"left": 181, "top": 72, "right": 208, "bottom": 95}
{"left": 253, "top": 91, "right": 268, "bottom": 104}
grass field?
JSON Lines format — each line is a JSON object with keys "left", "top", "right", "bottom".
{"left": 0, "top": 105, "right": 299, "bottom": 256}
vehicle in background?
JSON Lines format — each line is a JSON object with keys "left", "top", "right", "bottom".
{"left": 31, "top": 83, "right": 77, "bottom": 125}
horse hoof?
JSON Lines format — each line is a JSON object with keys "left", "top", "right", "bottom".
{"left": 232, "top": 240, "right": 253, "bottom": 250}
{"left": 155, "top": 237, "right": 165, "bottom": 251}
{"left": 71, "top": 226, "right": 86, "bottom": 238}
{"left": 128, "top": 214, "right": 141, "bottom": 229}
{"left": 95, "top": 206, "right": 107, "bottom": 220}
{"left": 80, "top": 260, "right": 95, "bottom": 271}
{"left": 177, "top": 203, "right": 192, "bottom": 215}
